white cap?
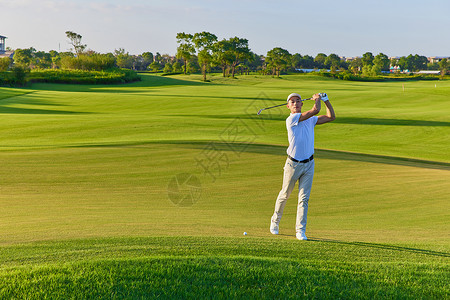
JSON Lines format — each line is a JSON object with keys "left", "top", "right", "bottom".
{"left": 287, "top": 93, "right": 301, "bottom": 102}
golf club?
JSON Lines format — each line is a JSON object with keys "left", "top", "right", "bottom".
{"left": 257, "top": 93, "right": 327, "bottom": 115}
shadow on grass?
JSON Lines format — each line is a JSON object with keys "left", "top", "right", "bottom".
{"left": 154, "top": 94, "right": 281, "bottom": 102}
{"left": 185, "top": 114, "right": 450, "bottom": 127}
{"left": 70, "top": 141, "right": 450, "bottom": 171}
{"left": 0, "top": 106, "right": 88, "bottom": 115}
{"left": 308, "top": 237, "right": 450, "bottom": 258}
{"left": 0, "top": 92, "right": 91, "bottom": 115}
{"left": 333, "top": 117, "right": 450, "bottom": 127}
{"left": 0, "top": 90, "right": 35, "bottom": 101}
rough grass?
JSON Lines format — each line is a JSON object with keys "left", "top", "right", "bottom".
{"left": 0, "top": 237, "right": 448, "bottom": 299}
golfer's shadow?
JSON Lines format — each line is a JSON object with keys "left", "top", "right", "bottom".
{"left": 307, "top": 237, "right": 449, "bottom": 258}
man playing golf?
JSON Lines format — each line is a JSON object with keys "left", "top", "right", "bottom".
{"left": 270, "top": 92, "right": 335, "bottom": 240}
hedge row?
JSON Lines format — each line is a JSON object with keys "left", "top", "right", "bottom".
{"left": 0, "top": 68, "right": 141, "bottom": 86}
{"left": 315, "top": 71, "right": 440, "bottom": 82}
{"left": 28, "top": 69, "right": 141, "bottom": 84}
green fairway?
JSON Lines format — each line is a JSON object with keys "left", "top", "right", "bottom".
{"left": 0, "top": 74, "right": 448, "bottom": 298}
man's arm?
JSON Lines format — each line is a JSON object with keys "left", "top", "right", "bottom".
{"left": 299, "top": 94, "right": 321, "bottom": 122}
{"left": 316, "top": 100, "right": 335, "bottom": 125}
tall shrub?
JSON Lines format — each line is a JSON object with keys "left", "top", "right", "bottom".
{"left": 0, "top": 57, "right": 11, "bottom": 71}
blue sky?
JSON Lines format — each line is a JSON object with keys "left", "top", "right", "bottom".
{"left": 1, "top": 0, "right": 449, "bottom": 57}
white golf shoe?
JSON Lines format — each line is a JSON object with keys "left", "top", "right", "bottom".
{"left": 270, "top": 221, "right": 279, "bottom": 235}
{"left": 296, "top": 231, "right": 307, "bottom": 240}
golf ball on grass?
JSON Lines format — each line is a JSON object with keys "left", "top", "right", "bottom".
{"left": 243, "top": 232, "right": 247, "bottom": 236}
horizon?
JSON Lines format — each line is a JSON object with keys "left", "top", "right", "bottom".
{"left": 1, "top": 0, "right": 449, "bottom": 58}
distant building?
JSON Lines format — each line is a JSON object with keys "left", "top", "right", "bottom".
{"left": 428, "top": 56, "right": 448, "bottom": 64}
{"left": 389, "top": 65, "right": 401, "bottom": 73}
{"left": 0, "top": 35, "right": 14, "bottom": 59}
{"left": 0, "top": 35, "right": 6, "bottom": 54}
{"left": 344, "top": 56, "right": 361, "bottom": 62}
{"left": 416, "top": 70, "right": 441, "bottom": 74}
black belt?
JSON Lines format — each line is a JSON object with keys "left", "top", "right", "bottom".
{"left": 288, "top": 154, "right": 314, "bottom": 163}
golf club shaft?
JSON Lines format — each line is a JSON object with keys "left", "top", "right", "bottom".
{"left": 257, "top": 97, "right": 313, "bottom": 115}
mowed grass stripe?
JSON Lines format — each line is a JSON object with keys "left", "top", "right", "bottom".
{"left": 0, "top": 74, "right": 448, "bottom": 298}
{"left": 0, "top": 73, "right": 449, "bottom": 161}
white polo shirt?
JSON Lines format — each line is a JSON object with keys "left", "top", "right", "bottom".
{"left": 286, "top": 114, "right": 318, "bottom": 161}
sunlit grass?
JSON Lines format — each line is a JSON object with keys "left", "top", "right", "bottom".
{"left": 0, "top": 73, "right": 448, "bottom": 298}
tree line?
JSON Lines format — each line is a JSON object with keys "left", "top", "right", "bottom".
{"left": 174, "top": 32, "right": 448, "bottom": 79}
{"left": 0, "top": 31, "right": 448, "bottom": 80}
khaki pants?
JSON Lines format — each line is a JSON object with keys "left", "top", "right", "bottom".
{"left": 271, "top": 157, "right": 315, "bottom": 233}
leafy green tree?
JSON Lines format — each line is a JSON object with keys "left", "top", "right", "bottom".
{"left": 49, "top": 50, "right": 59, "bottom": 57}
{"left": 0, "top": 57, "right": 11, "bottom": 71}
{"left": 212, "top": 39, "right": 233, "bottom": 77}
{"left": 13, "top": 48, "right": 36, "bottom": 68}
{"left": 34, "top": 51, "right": 52, "bottom": 69}
{"left": 48, "top": 50, "right": 60, "bottom": 69}
{"left": 397, "top": 56, "right": 409, "bottom": 71}
{"left": 372, "top": 65, "right": 381, "bottom": 76}
{"left": 362, "top": 52, "right": 374, "bottom": 66}
{"left": 114, "top": 48, "right": 133, "bottom": 69}
{"left": 10, "top": 66, "right": 29, "bottom": 86}
{"left": 139, "top": 52, "right": 154, "bottom": 70}
{"left": 65, "top": 31, "right": 86, "bottom": 56}
{"left": 324, "top": 53, "right": 341, "bottom": 70}
{"left": 239, "top": 51, "right": 260, "bottom": 74}
{"left": 406, "top": 54, "right": 416, "bottom": 71}
{"left": 390, "top": 57, "right": 398, "bottom": 70}
{"left": 408, "top": 54, "right": 428, "bottom": 71}
{"left": 291, "top": 53, "right": 302, "bottom": 69}
{"left": 427, "top": 62, "right": 440, "bottom": 70}
{"left": 172, "top": 61, "right": 183, "bottom": 73}
{"left": 339, "top": 60, "right": 349, "bottom": 71}
{"left": 266, "top": 47, "right": 291, "bottom": 77}
{"left": 373, "top": 53, "right": 390, "bottom": 72}
{"left": 154, "top": 52, "right": 162, "bottom": 63}
{"left": 299, "top": 55, "right": 315, "bottom": 69}
{"left": 161, "top": 54, "right": 173, "bottom": 65}
{"left": 193, "top": 31, "right": 217, "bottom": 81}
{"left": 163, "top": 62, "right": 173, "bottom": 73}
{"left": 149, "top": 61, "right": 160, "bottom": 72}
{"left": 197, "top": 50, "right": 212, "bottom": 78}
{"left": 362, "top": 65, "right": 380, "bottom": 77}
{"left": 186, "top": 59, "right": 200, "bottom": 74}
{"left": 439, "top": 58, "right": 448, "bottom": 77}
{"left": 248, "top": 53, "right": 264, "bottom": 73}
{"left": 59, "top": 52, "right": 75, "bottom": 69}
{"left": 176, "top": 32, "right": 195, "bottom": 74}
{"left": 396, "top": 54, "right": 427, "bottom": 72}
{"left": 142, "top": 52, "right": 153, "bottom": 63}
{"left": 314, "top": 53, "right": 327, "bottom": 69}
{"left": 349, "top": 57, "right": 363, "bottom": 74}
{"left": 237, "top": 62, "right": 248, "bottom": 75}
{"left": 226, "top": 37, "right": 251, "bottom": 78}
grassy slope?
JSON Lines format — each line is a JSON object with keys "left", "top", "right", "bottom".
{"left": 0, "top": 74, "right": 448, "bottom": 298}
{"left": 0, "top": 237, "right": 448, "bottom": 299}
